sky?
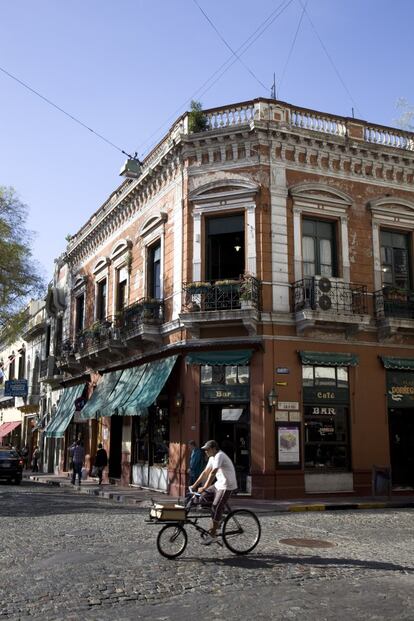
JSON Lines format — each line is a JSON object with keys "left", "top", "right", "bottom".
{"left": 1, "top": 0, "right": 414, "bottom": 282}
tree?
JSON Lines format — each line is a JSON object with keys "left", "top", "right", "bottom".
{"left": 394, "top": 98, "right": 414, "bottom": 131}
{"left": 0, "top": 186, "right": 45, "bottom": 342}
{"left": 188, "top": 100, "right": 208, "bottom": 133}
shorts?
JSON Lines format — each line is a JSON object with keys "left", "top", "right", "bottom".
{"left": 200, "top": 485, "right": 232, "bottom": 523}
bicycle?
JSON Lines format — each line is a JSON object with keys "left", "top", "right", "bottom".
{"left": 147, "top": 491, "right": 261, "bottom": 559}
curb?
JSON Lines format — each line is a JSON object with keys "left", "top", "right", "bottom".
{"left": 26, "top": 476, "right": 414, "bottom": 513}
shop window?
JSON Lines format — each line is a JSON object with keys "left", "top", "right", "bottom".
{"left": 96, "top": 278, "right": 107, "bottom": 321}
{"left": 147, "top": 241, "right": 161, "bottom": 299}
{"left": 206, "top": 213, "right": 245, "bottom": 280}
{"left": 304, "top": 405, "right": 350, "bottom": 470}
{"left": 302, "top": 365, "right": 348, "bottom": 387}
{"left": 75, "top": 294, "right": 85, "bottom": 333}
{"left": 201, "top": 365, "right": 250, "bottom": 385}
{"left": 132, "top": 407, "right": 169, "bottom": 466}
{"left": 200, "top": 365, "right": 213, "bottom": 384}
{"left": 380, "top": 230, "right": 411, "bottom": 289}
{"left": 302, "top": 218, "right": 337, "bottom": 277}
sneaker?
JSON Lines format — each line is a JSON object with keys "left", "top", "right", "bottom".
{"left": 201, "top": 533, "right": 218, "bottom": 546}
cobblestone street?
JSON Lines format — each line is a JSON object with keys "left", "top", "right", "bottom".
{"left": 0, "top": 482, "right": 413, "bottom": 620}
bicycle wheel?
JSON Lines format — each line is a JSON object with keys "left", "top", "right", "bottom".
{"left": 222, "top": 510, "right": 261, "bottom": 555}
{"left": 156, "top": 524, "right": 188, "bottom": 559}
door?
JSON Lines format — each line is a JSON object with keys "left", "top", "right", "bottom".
{"left": 109, "top": 416, "right": 123, "bottom": 479}
{"left": 389, "top": 409, "right": 414, "bottom": 487}
{"left": 201, "top": 404, "right": 250, "bottom": 491}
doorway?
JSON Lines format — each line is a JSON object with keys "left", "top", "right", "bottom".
{"left": 206, "top": 213, "right": 245, "bottom": 280}
{"left": 389, "top": 409, "right": 414, "bottom": 487}
{"left": 201, "top": 404, "right": 250, "bottom": 492}
{"left": 109, "top": 415, "right": 123, "bottom": 479}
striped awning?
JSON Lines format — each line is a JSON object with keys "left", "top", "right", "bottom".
{"left": 44, "top": 384, "right": 85, "bottom": 438}
{"left": 0, "top": 421, "right": 21, "bottom": 440}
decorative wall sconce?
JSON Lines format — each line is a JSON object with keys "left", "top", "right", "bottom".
{"left": 175, "top": 392, "right": 183, "bottom": 409}
{"left": 267, "top": 389, "right": 277, "bottom": 411}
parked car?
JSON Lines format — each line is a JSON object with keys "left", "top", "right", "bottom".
{"left": 0, "top": 448, "right": 23, "bottom": 484}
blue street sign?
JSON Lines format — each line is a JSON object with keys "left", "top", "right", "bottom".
{"left": 4, "top": 380, "right": 28, "bottom": 397}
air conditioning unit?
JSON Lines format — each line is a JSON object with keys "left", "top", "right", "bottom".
{"left": 313, "top": 276, "right": 347, "bottom": 312}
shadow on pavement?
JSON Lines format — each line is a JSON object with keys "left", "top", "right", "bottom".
{"left": 182, "top": 552, "right": 414, "bottom": 574}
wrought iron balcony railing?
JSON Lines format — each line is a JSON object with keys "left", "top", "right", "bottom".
{"left": 122, "top": 298, "right": 164, "bottom": 335}
{"left": 374, "top": 287, "right": 414, "bottom": 320}
{"left": 292, "top": 277, "right": 368, "bottom": 315}
{"left": 183, "top": 276, "right": 260, "bottom": 312}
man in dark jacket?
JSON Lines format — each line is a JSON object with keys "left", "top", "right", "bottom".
{"left": 94, "top": 443, "right": 108, "bottom": 485}
{"left": 188, "top": 440, "right": 204, "bottom": 486}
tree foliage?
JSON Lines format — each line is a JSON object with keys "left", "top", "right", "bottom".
{"left": 188, "top": 100, "right": 208, "bottom": 133}
{"left": 0, "top": 186, "right": 45, "bottom": 342}
{"left": 394, "top": 98, "right": 414, "bottom": 131}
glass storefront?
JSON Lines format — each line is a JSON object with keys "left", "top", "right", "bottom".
{"left": 303, "top": 365, "right": 351, "bottom": 471}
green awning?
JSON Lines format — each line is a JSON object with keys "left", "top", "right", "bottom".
{"left": 44, "top": 384, "right": 85, "bottom": 437}
{"left": 79, "top": 370, "right": 122, "bottom": 420}
{"left": 121, "top": 355, "right": 178, "bottom": 416}
{"left": 186, "top": 349, "right": 253, "bottom": 366}
{"left": 299, "top": 351, "right": 359, "bottom": 367}
{"left": 381, "top": 356, "right": 414, "bottom": 370}
{"left": 108, "top": 366, "right": 147, "bottom": 415}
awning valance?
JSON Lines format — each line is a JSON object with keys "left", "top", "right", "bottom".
{"left": 44, "top": 384, "right": 85, "bottom": 438}
{"left": 79, "top": 371, "right": 122, "bottom": 420}
{"left": 0, "top": 421, "right": 21, "bottom": 440}
{"left": 381, "top": 356, "right": 414, "bottom": 370}
{"left": 186, "top": 349, "right": 253, "bottom": 366}
{"left": 299, "top": 351, "right": 359, "bottom": 367}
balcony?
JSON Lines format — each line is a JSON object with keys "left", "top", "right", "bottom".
{"left": 180, "top": 276, "right": 261, "bottom": 337}
{"left": 292, "top": 277, "right": 370, "bottom": 335}
{"left": 374, "top": 286, "right": 414, "bottom": 337}
{"left": 21, "top": 311, "right": 46, "bottom": 340}
{"left": 39, "top": 355, "right": 63, "bottom": 385}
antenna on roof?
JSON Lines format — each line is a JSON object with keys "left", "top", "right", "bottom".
{"left": 351, "top": 107, "right": 355, "bottom": 119}
{"left": 270, "top": 73, "right": 277, "bottom": 100}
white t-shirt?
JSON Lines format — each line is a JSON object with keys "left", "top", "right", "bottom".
{"left": 207, "top": 450, "right": 238, "bottom": 491}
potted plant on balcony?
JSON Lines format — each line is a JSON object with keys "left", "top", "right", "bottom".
{"left": 239, "top": 274, "right": 255, "bottom": 308}
{"left": 186, "top": 281, "right": 211, "bottom": 294}
{"left": 383, "top": 285, "right": 408, "bottom": 302}
{"left": 214, "top": 278, "right": 239, "bottom": 291}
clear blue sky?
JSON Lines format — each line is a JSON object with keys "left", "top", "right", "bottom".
{"left": 1, "top": 0, "right": 413, "bottom": 281}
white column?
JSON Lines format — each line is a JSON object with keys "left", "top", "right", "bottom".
{"left": 341, "top": 216, "right": 350, "bottom": 282}
{"left": 193, "top": 212, "right": 202, "bottom": 281}
{"left": 172, "top": 177, "right": 184, "bottom": 320}
{"left": 246, "top": 204, "right": 257, "bottom": 275}
{"left": 270, "top": 162, "right": 289, "bottom": 311}
{"left": 293, "top": 208, "right": 302, "bottom": 282}
{"left": 372, "top": 220, "right": 382, "bottom": 291}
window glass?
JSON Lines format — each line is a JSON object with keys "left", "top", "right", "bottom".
{"left": 319, "top": 239, "right": 333, "bottom": 276}
{"left": 200, "top": 365, "right": 212, "bottom": 384}
{"left": 238, "top": 366, "right": 249, "bottom": 384}
{"left": 337, "top": 367, "right": 348, "bottom": 388}
{"left": 302, "top": 366, "right": 314, "bottom": 386}
{"left": 302, "top": 236, "right": 315, "bottom": 276}
{"left": 314, "top": 366, "right": 336, "bottom": 386}
{"left": 304, "top": 405, "right": 350, "bottom": 470}
{"left": 225, "top": 366, "right": 238, "bottom": 384}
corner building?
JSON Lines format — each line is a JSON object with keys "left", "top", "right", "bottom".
{"left": 50, "top": 98, "right": 414, "bottom": 499}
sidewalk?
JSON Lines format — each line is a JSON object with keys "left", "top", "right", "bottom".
{"left": 25, "top": 472, "right": 414, "bottom": 513}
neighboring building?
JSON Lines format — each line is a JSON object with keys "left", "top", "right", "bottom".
{"left": 44, "top": 98, "right": 414, "bottom": 498}
{"left": 0, "top": 339, "right": 25, "bottom": 448}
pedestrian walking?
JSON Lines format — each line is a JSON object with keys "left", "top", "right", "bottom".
{"left": 70, "top": 440, "right": 85, "bottom": 486}
{"left": 21, "top": 445, "right": 29, "bottom": 470}
{"left": 93, "top": 443, "right": 108, "bottom": 485}
{"left": 188, "top": 440, "right": 204, "bottom": 485}
{"left": 31, "top": 446, "right": 41, "bottom": 472}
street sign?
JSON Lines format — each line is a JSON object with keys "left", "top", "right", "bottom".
{"left": 277, "top": 401, "right": 299, "bottom": 411}
{"left": 4, "top": 379, "right": 28, "bottom": 397}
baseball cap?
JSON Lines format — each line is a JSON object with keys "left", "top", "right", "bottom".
{"left": 201, "top": 440, "right": 219, "bottom": 450}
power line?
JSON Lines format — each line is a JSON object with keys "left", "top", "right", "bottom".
{"left": 297, "top": 0, "right": 362, "bottom": 117}
{"left": 0, "top": 64, "right": 134, "bottom": 159}
{"left": 192, "top": 0, "right": 268, "bottom": 92}
{"left": 279, "top": 0, "right": 308, "bottom": 96}
{"left": 137, "top": 0, "right": 295, "bottom": 156}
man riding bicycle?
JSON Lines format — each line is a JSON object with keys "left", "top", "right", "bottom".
{"left": 189, "top": 439, "right": 238, "bottom": 545}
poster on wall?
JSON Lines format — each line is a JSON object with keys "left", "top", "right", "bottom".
{"left": 278, "top": 426, "right": 300, "bottom": 465}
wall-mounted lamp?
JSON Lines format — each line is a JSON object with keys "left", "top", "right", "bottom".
{"left": 175, "top": 392, "right": 183, "bottom": 409}
{"left": 267, "top": 389, "right": 277, "bottom": 411}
